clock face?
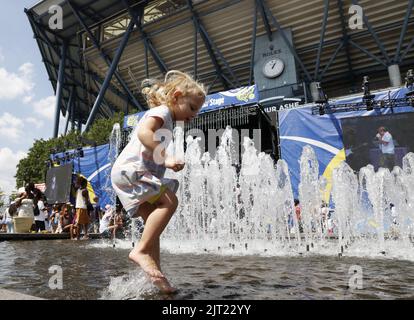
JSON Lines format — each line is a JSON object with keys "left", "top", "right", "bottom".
{"left": 262, "top": 58, "right": 285, "bottom": 78}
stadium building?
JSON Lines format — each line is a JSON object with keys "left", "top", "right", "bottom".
{"left": 26, "top": 0, "right": 414, "bottom": 142}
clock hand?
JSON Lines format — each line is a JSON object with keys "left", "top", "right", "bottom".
{"left": 272, "top": 62, "right": 277, "bottom": 69}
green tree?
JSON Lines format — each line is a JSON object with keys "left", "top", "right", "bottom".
{"left": 85, "top": 112, "right": 124, "bottom": 145}
{"left": 15, "top": 112, "right": 125, "bottom": 189}
{"left": 0, "top": 187, "right": 5, "bottom": 209}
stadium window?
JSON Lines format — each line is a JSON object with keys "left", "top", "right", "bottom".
{"left": 142, "top": 0, "right": 203, "bottom": 25}
{"left": 103, "top": 16, "right": 132, "bottom": 41}
{"left": 82, "top": 28, "right": 98, "bottom": 49}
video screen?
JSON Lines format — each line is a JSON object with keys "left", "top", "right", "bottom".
{"left": 44, "top": 163, "right": 73, "bottom": 204}
{"left": 341, "top": 112, "right": 414, "bottom": 172}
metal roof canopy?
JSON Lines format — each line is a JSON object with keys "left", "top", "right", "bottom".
{"left": 25, "top": 0, "right": 414, "bottom": 137}
{"left": 26, "top": 0, "right": 149, "bottom": 136}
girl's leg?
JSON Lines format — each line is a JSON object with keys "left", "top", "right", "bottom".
{"left": 134, "top": 202, "right": 160, "bottom": 270}
{"left": 129, "top": 189, "right": 177, "bottom": 278}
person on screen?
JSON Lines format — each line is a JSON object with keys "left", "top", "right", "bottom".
{"left": 375, "top": 126, "right": 395, "bottom": 170}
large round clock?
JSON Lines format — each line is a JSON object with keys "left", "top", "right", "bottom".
{"left": 262, "top": 58, "right": 285, "bottom": 78}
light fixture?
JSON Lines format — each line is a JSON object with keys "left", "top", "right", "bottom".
{"left": 318, "top": 104, "right": 325, "bottom": 116}
{"left": 77, "top": 146, "right": 84, "bottom": 158}
{"left": 313, "top": 82, "right": 328, "bottom": 115}
{"left": 362, "top": 76, "right": 375, "bottom": 111}
{"left": 405, "top": 69, "right": 414, "bottom": 88}
{"left": 314, "top": 82, "right": 328, "bottom": 104}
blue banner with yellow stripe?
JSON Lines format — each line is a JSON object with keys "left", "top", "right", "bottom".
{"left": 278, "top": 87, "right": 413, "bottom": 199}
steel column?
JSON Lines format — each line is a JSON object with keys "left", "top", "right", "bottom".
{"left": 144, "top": 39, "right": 149, "bottom": 78}
{"left": 64, "top": 87, "right": 75, "bottom": 135}
{"left": 71, "top": 101, "right": 76, "bottom": 132}
{"left": 194, "top": 17, "right": 198, "bottom": 79}
{"left": 54, "top": 42, "right": 67, "bottom": 138}
{"left": 351, "top": 0, "right": 391, "bottom": 65}
{"left": 187, "top": 0, "right": 239, "bottom": 89}
{"left": 84, "top": 17, "right": 136, "bottom": 132}
{"left": 67, "top": 0, "right": 144, "bottom": 111}
{"left": 314, "top": 0, "right": 330, "bottom": 79}
{"left": 249, "top": 1, "right": 259, "bottom": 85}
{"left": 199, "top": 23, "right": 240, "bottom": 87}
{"left": 30, "top": 18, "right": 132, "bottom": 111}
{"left": 261, "top": 0, "right": 312, "bottom": 82}
{"left": 348, "top": 39, "right": 387, "bottom": 67}
{"left": 122, "top": 0, "right": 168, "bottom": 74}
{"left": 256, "top": 0, "right": 272, "bottom": 42}
{"left": 337, "top": 0, "right": 354, "bottom": 82}
{"left": 395, "top": 0, "right": 414, "bottom": 62}
{"left": 319, "top": 40, "right": 345, "bottom": 80}
{"left": 400, "top": 36, "right": 414, "bottom": 63}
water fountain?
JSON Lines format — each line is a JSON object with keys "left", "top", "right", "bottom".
{"left": 157, "top": 126, "right": 414, "bottom": 260}
{"left": 6, "top": 126, "right": 413, "bottom": 300}
{"left": 99, "top": 125, "right": 414, "bottom": 260}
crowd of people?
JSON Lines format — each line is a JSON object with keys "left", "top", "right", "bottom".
{"left": 288, "top": 199, "right": 336, "bottom": 235}
{"left": 0, "top": 178, "right": 127, "bottom": 240}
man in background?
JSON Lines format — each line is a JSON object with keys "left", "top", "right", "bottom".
{"left": 375, "top": 126, "right": 395, "bottom": 171}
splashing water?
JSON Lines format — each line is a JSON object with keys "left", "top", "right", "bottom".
{"left": 100, "top": 270, "right": 157, "bottom": 300}
{"left": 160, "top": 127, "right": 414, "bottom": 258}
{"left": 105, "top": 125, "right": 414, "bottom": 260}
{"left": 103, "top": 123, "right": 121, "bottom": 207}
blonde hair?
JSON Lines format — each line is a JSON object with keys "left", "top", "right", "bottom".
{"left": 141, "top": 70, "right": 206, "bottom": 109}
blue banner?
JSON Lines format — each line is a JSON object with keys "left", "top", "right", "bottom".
{"left": 123, "top": 85, "right": 259, "bottom": 128}
{"left": 51, "top": 144, "right": 112, "bottom": 209}
{"left": 123, "top": 111, "right": 146, "bottom": 129}
{"left": 199, "top": 85, "right": 259, "bottom": 113}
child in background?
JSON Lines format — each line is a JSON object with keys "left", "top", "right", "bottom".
{"left": 111, "top": 70, "right": 205, "bottom": 293}
{"left": 74, "top": 176, "right": 90, "bottom": 240}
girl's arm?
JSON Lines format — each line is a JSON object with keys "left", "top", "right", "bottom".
{"left": 138, "top": 116, "right": 185, "bottom": 171}
{"left": 138, "top": 117, "right": 164, "bottom": 156}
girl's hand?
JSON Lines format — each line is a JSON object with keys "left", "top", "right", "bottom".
{"left": 164, "top": 156, "right": 185, "bottom": 172}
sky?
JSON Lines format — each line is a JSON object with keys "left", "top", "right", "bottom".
{"left": 0, "top": 1, "right": 69, "bottom": 196}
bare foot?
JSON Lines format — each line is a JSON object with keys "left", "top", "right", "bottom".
{"left": 150, "top": 276, "right": 177, "bottom": 294}
{"left": 129, "top": 250, "right": 164, "bottom": 278}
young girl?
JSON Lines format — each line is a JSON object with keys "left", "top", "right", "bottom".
{"left": 111, "top": 70, "right": 206, "bottom": 293}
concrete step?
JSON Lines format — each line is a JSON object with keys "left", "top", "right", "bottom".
{"left": 0, "top": 289, "right": 44, "bottom": 300}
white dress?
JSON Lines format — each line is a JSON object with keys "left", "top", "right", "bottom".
{"left": 111, "top": 106, "right": 179, "bottom": 216}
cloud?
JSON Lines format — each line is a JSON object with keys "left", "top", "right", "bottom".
{"left": 33, "top": 95, "right": 56, "bottom": 120}
{"left": 0, "top": 112, "right": 25, "bottom": 141}
{"left": 0, "top": 147, "right": 26, "bottom": 196}
{"left": 25, "top": 117, "right": 44, "bottom": 129}
{"left": 0, "top": 62, "right": 35, "bottom": 101}
{"left": 23, "top": 95, "right": 34, "bottom": 104}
